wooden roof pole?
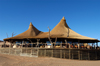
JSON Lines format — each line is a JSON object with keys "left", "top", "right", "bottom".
{"left": 78, "top": 40, "right": 80, "bottom": 49}
{"left": 65, "top": 39, "right": 68, "bottom": 48}
{"left": 48, "top": 27, "right": 52, "bottom": 43}
{"left": 48, "top": 27, "right": 53, "bottom": 48}
{"left": 54, "top": 37, "right": 57, "bottom": 48}
{"left": 37, "top": 39, "right": 40, "bottom": 47}
{"left": 27, "top": 38, "right": 32, "bottom": 43}
{"left": 55, "top": 37, "right": 57, "bottom": 43}
{"left": 12, "top": 32, "right": 16, "bottom": 37}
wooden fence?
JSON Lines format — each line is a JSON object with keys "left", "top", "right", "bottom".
{"left": 0, "top": 48, "right": 100, "bottom": 60}
{"left": 38, "top": 48, "right": 100, "bottom": 60}
{"left": 0, "top": 48, "right": 38, "bottom": 57}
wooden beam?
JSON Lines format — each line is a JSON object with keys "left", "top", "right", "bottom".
{"left": 48, "top": 37, "right": 52, "bottom": 43}
{"left": 48, "top": 27, "right": 53, "bottom": 48}
{"left": 55, "top": 37, "right": 57, "bottom": 43}
{"left": 37, "top": 39, "right": 40, "bottom": 48}
{"left": 65, "top": 39, "right": 67, "bottom": 48}
{"left": 78, "top": 40, "right": 80, "bottom": 49}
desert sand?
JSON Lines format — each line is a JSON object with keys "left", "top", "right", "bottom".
{"left": 0, "top": 53, "right": 100, "bottom": 66}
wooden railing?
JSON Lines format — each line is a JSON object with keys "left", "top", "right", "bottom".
{"left": 0, "top": 48, "right": 38, "bottom": 57}
{"left": 0, "top": 47, "right": 100, "bottom": 60}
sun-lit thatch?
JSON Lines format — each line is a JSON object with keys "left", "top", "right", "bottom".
{"left": 4, "top": 17, "right": 99, "bottom": 42}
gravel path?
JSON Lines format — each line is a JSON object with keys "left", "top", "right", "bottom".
{"left": 0, "top": 54, "right": 100, "bottom": 66}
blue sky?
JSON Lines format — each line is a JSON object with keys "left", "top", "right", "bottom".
{"left": 0, "top": 0, "right": 100, "bottom": 44}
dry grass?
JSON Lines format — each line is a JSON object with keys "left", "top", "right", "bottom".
{"left": 0, "top": 54, "right": 100, "bottom": 66}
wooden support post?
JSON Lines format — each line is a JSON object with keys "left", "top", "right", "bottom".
{"left": 64, "top": 52, "right": 65, "bottom": 59}
{"left": 37, "top": 49, "right": 39, "bottom": 57}
{"left": 15, "top": 48, "right": 16, "bottom": 55}
{"left": 24, "top": 41, "right": 26, "bottom": 48}
{"left": 69, "top": 50, "right": 70, "bottom": 59}
{"left": 37, "top": 39, "right": 40, "bottom": 48}
{"left": 66, "top": 40, "right": 67, "bottom": 48}
{"left": 60, "top": 43, "right": 62, "bottom": 48}
{"left": 40, "top": 50, "right": 42, "bottom": 56}
{"left": 9, "top": 42, "right": 11, "bottom": 54}
{"left": 55, "top": 37, "right": 57, "bottom": 43}
{"left": 21, "top": 41, "right": 24, "bottom": 54}
{"left": 94, "top": 43, "right": 96, "bottom": 49}
{"left": 26, "top": 41, "right": 27, "bottom": 54}
{"left": 48, "top": 27, "right": 53, "bottom": 48}
{"left": 72, "top": 52, "right": 73, "bottom": 59}
{"left": 69, "top": 43, "right": 70, "bottom": 48}
{"left": 95, "top": 51, "right": 97, "bottom": 60}
{"left": 88, "top": 51, "right": 90, "bottom": 60}
{"left": 37, "top": 39, "right": 38, "bottom": 48}
{"left": 60, "top": 50, "right": 62, "bottom": 58}
{"left": 51, "top": 43, "right": 53, "bottom": 48}
{"left": 31, "top": 49, "right": 32, "bottom": 55}
{"left": 78, "top": 50, "right": 80, "bottom": 60}
{"left": 45, "top": 43, "right": 46, "bottom": 48}
{"left": 22, "top": 41, "right": 24, "bottom": 48}
{"left": 54, "top": 43, "right": 55, "bottom": 48}
{"left": 72, "top": 40, "right": 73, "bottom": 48}
{"left": 81, "top": 51, "right": 82, "bottom": 60}
{"left": 26, "top": 49, "right": 27, "bottom": 54}
{"left": 52, "top": 49, "right": 53, "bottom": 57}
{"left": 78, "top": 40, "right": 80, "bottom": 49}
{"left": 13, "top": 42, "right": 16, "bottom": 55}
{"left": 45, "top": 49, "right": 46, "bottom": 56}
{"left": 31, "top": 43, "right": 33, "bottom": 48}
{"left": 54, "top": 37, "right": 57, "bottom": 48}
{"left": 65, "top": 39, "right": 67, "bottom": 48}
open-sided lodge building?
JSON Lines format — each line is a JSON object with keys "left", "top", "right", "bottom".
{"left": 1, "top": 17, "right": 100, "bottom": 60}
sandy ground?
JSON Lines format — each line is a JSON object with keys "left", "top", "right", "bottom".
{"left": 0, "top": 54, "right": 100, "bottom": 66}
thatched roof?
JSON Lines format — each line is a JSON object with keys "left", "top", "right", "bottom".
{"left": 49, "top": 17, "right": 98, "bottom": 40}
{"left": 33, "top": 17, "right": 98, "bottom": 41}
{"left": 4, "top": 17, "right": 99, "bottom": 41}
{"left": 4, "top": 22, "right": 42, "bottom": 40}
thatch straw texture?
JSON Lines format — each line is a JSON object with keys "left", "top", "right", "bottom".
{"left": 4, "top": 17, "right": 98, "bottom": 41}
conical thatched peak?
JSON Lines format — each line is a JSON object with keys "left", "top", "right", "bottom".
{"left": 29, "top": 22, "right": 33, "bottom": 26}
{"left": 62, "top": 16, "right": 65, "bottom": 20}
{"left": 27, "top": 22, "right": 41, "bottom": 36}
{"left": 50, "top": 17, "right": 69, "bottom": 34}
{"left": 29, "top": 22, "right": 33, "bottom": 29}
{"left": 50, "top": 17, "right": 97, "bottom": 40}
{"left": 59, "top": 17, "right": 69, "bottom": 28}
{"left": 4, "top": 22, "right": 41, "bottom": 40}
